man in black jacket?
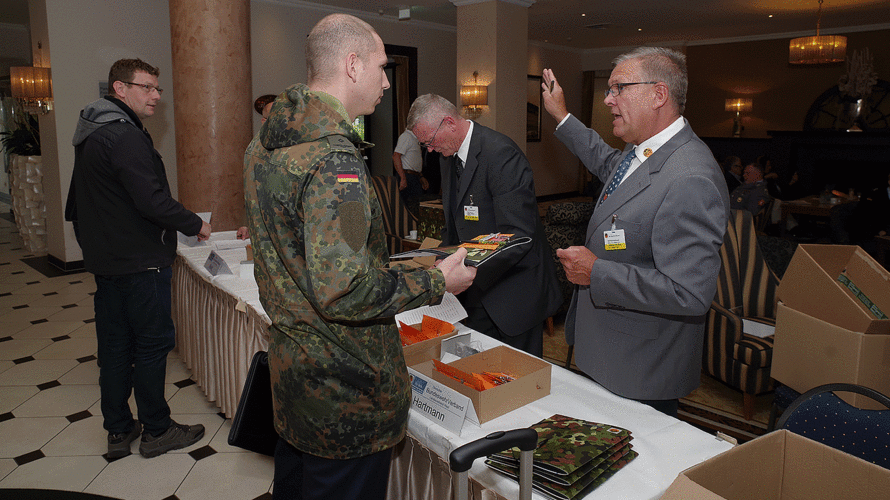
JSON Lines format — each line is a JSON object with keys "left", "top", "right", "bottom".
{"left": 66, "top": 59, "right": 210, "bottom": 459}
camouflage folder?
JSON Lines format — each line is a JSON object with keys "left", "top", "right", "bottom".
{"left": 486, "top": 446, "right": 639, "bottom": 500}
{"left": 487, "top": 437, "right": 631, "bottom": 486}
{"left": 490, "top": 414, "right": 633, "bottom": 476}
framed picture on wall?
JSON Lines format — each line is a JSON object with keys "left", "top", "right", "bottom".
{"left": 527, "top": 75, "right": 542, "bottom": 142}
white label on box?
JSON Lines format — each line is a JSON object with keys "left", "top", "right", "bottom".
{"left": 204, "top": 250, "right": 232, "bottom": 276}
{"left": 407, "top": 366, "right": 476, "bottom": 433}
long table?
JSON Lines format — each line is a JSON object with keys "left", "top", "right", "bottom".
{"left": 173, "top": 233, "right": 734, "bottom": 499}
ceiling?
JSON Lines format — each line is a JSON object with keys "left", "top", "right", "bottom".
{"left": 1, "top": 0, "right": 887, "bottom": 51}
{"left": 293, "top": 0, "right": 889, "bottom": 50}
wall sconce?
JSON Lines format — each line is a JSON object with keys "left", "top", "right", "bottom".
{"left": 725, "top": 98, "right": 752, "bottom": 138}
{"left": 789, "top": 0, "right": 846, "bottom": 64}
{"left": 10, "top": 42, "right": 53, "bottom": 114}
{"left": 460, "top": 71, "right": 488, "bottom": 120}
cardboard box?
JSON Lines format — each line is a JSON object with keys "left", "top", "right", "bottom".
{"left": 777, "top": 244, "right": 890, "bottom": 334}
{"left": 660, "top": 429, "right": 890, "bottom": 500}
{"left": 771, "top": 302, "right": 890, "bottom": 410}
{"left": 429, "top": 345, "right": 551, "bottom": 423}
{"left": 401, "top": 324, "right": 458, "bottom": 367}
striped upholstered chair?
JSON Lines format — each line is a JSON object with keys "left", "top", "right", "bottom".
{"left": 370, "top": 175, "right": 418, "bottom": 255}
{"left": 703, "top": 209, "right": 780, "bottom": 421}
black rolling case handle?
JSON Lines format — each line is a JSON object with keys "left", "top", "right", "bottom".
{"left": 449, "top": 429, "right": 538, "bottom": 500}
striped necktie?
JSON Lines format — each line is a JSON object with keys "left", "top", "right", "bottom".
{"left": 601, "top": 149, "right": 636, "bottom": 203}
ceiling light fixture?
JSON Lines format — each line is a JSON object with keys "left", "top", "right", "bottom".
{"left": 789, "top": 0, "right": 846, "bottom": 65}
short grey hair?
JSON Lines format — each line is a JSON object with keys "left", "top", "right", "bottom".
{"left": 615, "top": 47, "right": 688, "bottom": 114}
{"left": 406, "top": 94, "right": 460, "bottom": 130}
{"left": 306, "top": 14, "right": 379, "bottom": 83}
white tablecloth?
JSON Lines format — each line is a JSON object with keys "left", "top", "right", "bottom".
{"left": 173, "top": 233, "right": 733, "bottom": 499}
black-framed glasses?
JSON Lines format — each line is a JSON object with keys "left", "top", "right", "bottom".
{"left": 604, "top": 81, "right": 657, "bottom": 98}
{"left": 418, "top": 118, "right": 445, "bottom": 149}
{"left": 122, "top": 81, "right": 164, "bottom": 95}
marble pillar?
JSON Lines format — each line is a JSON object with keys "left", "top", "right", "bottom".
{"left": 169, "top": 0, "right": 252, "bottom": 231}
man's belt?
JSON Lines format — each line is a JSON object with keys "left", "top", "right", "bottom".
{"left": 405, "top": 170, "right": 423, "bottom": 177}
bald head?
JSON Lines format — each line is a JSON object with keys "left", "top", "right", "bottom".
{"left": 306, "top": 14, "right": 379, "bottom": 85}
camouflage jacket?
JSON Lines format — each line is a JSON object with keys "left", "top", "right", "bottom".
{"left": 243, "top": 84, "right": 446, "bottom": 459}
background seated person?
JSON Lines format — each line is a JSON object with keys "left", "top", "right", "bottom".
{"left": 730, "top": 162, "right": 771, "bottom": 216}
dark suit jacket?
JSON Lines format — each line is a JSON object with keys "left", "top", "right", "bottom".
{"left": 439, "top": 123, "right": 562, "bottom": 335}
{"left": 556, "top": 115, "right": 730, "bottom": 400}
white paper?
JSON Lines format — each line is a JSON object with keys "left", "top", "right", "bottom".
{"left": 743, "top": 319, "right": 775, "bottom": 338}
{"left": 395, "top": 292, "right": 468, "bottom": 326}
{"left": 407, "top": 366, "right": 476, "bottom": 433}
{"left": 178, "top": 212, "right": 212, "bottom": 247}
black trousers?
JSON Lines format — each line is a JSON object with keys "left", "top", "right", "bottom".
{"left": 272, "top": 438, "right": 393, "bottom": 500}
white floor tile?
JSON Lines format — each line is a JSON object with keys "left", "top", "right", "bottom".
{"left": 0, "top": 306, "right": 64, "bottom": 325}
{"left": 0, "top": 292, "right": 40, "bottom": 310}
{"left": 0, "top": 385, "right": 39, "bottom": 413}
{"left": 7, "top": 320, "right": 85, "bottom": 339}
{"left": 42, "top": 415, "right": 110, "bottom": 457}
{"left": 0, "top": 455, "right": 108, "bottom": 491}
{"left": 28, "top": 292, "right": 91, "bottom": 309}
{"left": 168, "top": 385, "right": 222, "bottom": 414}
{"left": 68, "top": 322, "right": 97, "bottom": 338}
{"left": 47, "top": 306, "right": 95, "bottom": 323}
{"left": 175, "top": 452, "right": 274, "bottom": 500}
{"left": 85, "top": 451, "right": 195, "bottom": 500}
{"left": 0, "top": 458, "right": 15, "bottom": 482}
{"left": 0, "top": 338, "right": 53, "bottom": 360}
{"left": 0, "top": 416, "right": 69, "bottom": 458}
{"left": 32, "top": 336, "right": 97, "bottom": 360}
{"left": 0, "top": 359, "right": 78, "bottom": 386}
{"left": 13, "top": 384, "right": 101, "bottom": 418}
{"left": 58, "top": 359, "right": 100, "bottom": 385}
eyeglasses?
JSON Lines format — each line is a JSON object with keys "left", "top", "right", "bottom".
{"left": 122, "top": 82, "right": 164, "bottom": 95}
{"left": 604, "top": 81, "right": 657, "bottom": 98}
{"left": 418, "top": 118, "right": 445, "bottom": 149}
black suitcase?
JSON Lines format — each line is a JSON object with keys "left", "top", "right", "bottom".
{"left": 449, "top": 428, "right": 537, "bottom": 500}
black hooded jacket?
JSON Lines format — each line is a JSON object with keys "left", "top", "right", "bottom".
{"left": 65, "top": 96, "right": 202, "bottom": 275}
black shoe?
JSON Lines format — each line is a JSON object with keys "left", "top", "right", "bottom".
{"left": 139, "top": 421, "right": 205, "bottom": 458}
{"left": 107, "top": 421, "right": 142, "bottom": 459}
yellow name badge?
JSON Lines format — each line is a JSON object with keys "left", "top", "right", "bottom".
{"left": 464, "top": 205, "right": 479, "bottom": 221}
{"left": 603, "top": 229, "right": 626, "bottom": 250}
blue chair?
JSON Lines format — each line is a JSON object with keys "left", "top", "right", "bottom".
{"left": 776, "top": 383, "right": 890, "bottom": 469}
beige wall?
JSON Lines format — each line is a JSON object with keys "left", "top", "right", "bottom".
{"left": 37, "top": 0, "right": 175, "bottom": 263}
{"left": 685, "top": 29, "right": 890, "bottom": 139}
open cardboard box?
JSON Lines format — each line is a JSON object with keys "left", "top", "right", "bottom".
{"left": 426, "top": 345, "right": 551, "bottom": 424}
{"left": 391, "top": 237, "right": 441, "bottom": 269}
{"left": 776, "top": 244, "right": 890, "bottom": 334}
{"left": 772, "top": 302, "right": 890, "bottom": 410}
{"left": 401, "top": 322, "right": 458, "bottom": 367}
{"left": 660, "top": 429, "right": 890, "bottom": 499}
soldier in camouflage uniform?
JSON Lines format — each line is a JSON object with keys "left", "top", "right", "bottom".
{"left": 242, "top": 14, "right": 475, "bottom": 500}
{"left": 730, "top": 162, "right": 772, "bottom": 216}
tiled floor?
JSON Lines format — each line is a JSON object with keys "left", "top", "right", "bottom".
{"left": 0, "top": 201, "right": 275, "bottom": 500}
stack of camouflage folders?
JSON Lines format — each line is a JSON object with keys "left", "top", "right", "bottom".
{"left": 484, "top": 414, "right": 638, "bottom": 500}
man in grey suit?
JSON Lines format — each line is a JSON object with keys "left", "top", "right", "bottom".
{"left": 407, "top": 94, "right": 562, "bottom": 357}
{"left": 541, "top": 47, "right": 729, "bottom": 416}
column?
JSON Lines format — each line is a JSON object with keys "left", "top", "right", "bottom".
{"left": 169, "top": 0, "right": 252, "bottom": 231}
{"left": 453, "top": 0, "right": 531, "bottom": 150}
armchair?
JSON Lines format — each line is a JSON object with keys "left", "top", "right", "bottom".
{"left": 703, "top": 209, "right": 780, "bottom": 421}
{"left": 370, "top": 175, "right": 418, "bottom": 255}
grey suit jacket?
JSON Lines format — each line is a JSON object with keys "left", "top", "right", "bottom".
{"left": 440, "top": 123, "right": 562, "bottom": 335}
{"left": 556, "top": 115, "right": 729, "bottom": 400}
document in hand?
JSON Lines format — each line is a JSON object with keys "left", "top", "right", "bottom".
{"left": 389, "top": 233, "right": 532, "bottom": 267}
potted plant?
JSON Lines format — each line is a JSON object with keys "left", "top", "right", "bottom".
{"left": 1, "top": 109, "right": 47, "bottom": 254}
{"left": 0, "top": 111, "right": 40, "bottom": 156}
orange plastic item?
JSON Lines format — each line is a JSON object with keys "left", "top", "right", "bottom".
{"left": 399, "top": 316, "right": 455, "bottom": 346}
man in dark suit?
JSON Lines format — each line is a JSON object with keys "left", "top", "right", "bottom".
{"left": 406, "top": 94, "right": 562, "bottom": 357}
{"left": 541, "top": 47, "right": 730, "bottom": 417}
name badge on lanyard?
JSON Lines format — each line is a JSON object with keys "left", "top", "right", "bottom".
{"left": 464, "top": 195, "right": 479, "bottom": 221}
{"left": 604, "top": 214, "right": 626, "bottom": 250}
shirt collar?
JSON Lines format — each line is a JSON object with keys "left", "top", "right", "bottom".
{"left": 633, "top": 116, "right": 686, "bottom": 160}
{"left": 456, "top": 120, "right": 474, "bottom": 164}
